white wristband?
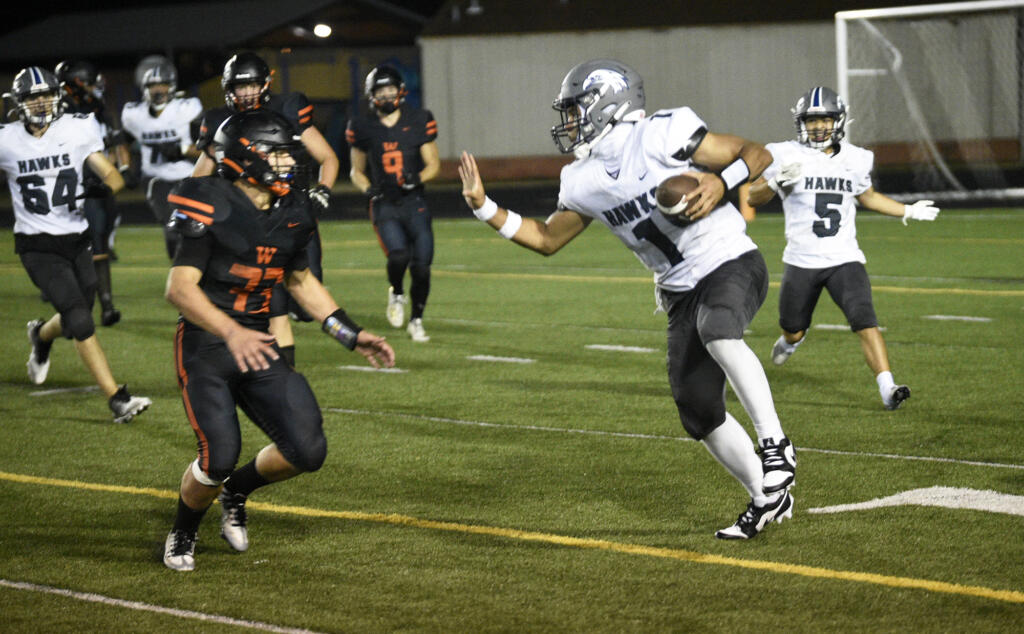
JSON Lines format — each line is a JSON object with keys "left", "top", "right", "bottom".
{"left": 719, "top": 158, "right": 750, "bottom": 191}
{"left": 473, "top": 196, "right": 498, "bottom": 222}
{"left": 766, "top": 177, "right": 782, "bottom": 194}
{"left": 498, "top": 210, "right": 523, "bottom": 239}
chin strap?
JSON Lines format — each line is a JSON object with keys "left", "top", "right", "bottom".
{"left": 574, "top": 106, "right": 646, "bottom": 159}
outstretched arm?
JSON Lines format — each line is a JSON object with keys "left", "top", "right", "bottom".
{"left": 458, "top": 151, "right": 590, "bottom": 255}
{"left": 857, "top": 187, "right": 939, "bottom": 225}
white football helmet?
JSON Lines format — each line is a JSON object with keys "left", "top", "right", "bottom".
{"left": 551, "top": 59, "right": 645, "bottom": 158}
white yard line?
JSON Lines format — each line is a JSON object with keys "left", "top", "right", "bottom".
{"left": 0, "top": 579, "right": 324, "bottom": 634}
{"left": 323, "top": 407, "right": 1024, "bottom": 471}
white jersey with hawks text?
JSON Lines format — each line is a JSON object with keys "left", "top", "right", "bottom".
{"left": 558, "top": 107, "right": 757, "bottom": 292}
{"left": 0, "top": 114, "right": 104, "bottom": 236}
{"left": 121, "top": 97, "right": 202, "bottom": 181}
{"left": 763, "top": 140, "right": 874, "bottom": 268}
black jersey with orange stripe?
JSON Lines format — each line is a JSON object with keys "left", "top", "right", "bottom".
{"left": 196, "top": 92, "right": 314, "bottom": 154}
{"left": 345, "top": 107, "right": 436, "bottom": 194}
{"left": 168, "top": 177, "right": 317, "bottom": 330}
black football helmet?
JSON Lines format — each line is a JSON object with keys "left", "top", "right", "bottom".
{"left": 214, "top": 110, "right": 302, "bottom": 197}
{"left": 364, "top": 65, "right": 406, "bottom": 115}
{"left": 8, "top": 66, "right": 64, "bottom": 128}
{"left": 55, "top": 60, "right": 105, "bottom": 107}
{"left": 792, "top": 86, "right": 847, "bottom": 149}
{"left": 222, "top": 52, "right": 273, "bottom": 111}
{"left": 551, "top": 59, "right": 645, "bottom": 157}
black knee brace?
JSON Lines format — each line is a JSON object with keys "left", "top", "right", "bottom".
{"left": 61, "top": 305, "right": 96, "bottom": 341}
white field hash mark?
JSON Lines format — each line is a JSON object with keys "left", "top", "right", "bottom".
{"left": 585, "top": 344, "right": 658, "bottom": 353}
{"left": 323, "top": 408, "right": 1024, "bottom": 471}
{"left": 808, "top": 487, "right": 1024, "bottom": 517}
{"left": 923, "top": 315, "right": 993, "bottom": 322}
{"left": 338, "top": 365, "right": 408, "bottom": 373}
{"left": 466, "top": 355, "right": 535, "bottom": 364}
{"left": 0, "top": 579, "right": 325, "bottom": 634}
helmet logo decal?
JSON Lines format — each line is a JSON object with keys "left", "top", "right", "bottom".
{"left": 582, "top": 69, "right": 627, "bottom": 95}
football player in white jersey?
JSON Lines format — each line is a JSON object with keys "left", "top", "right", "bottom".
{"left": 121, "top": 58, "right": 203, "bottom": 258}
{"left": 747, "top": 87, "right": 940, "bottom": 410}
{"left": 459, "top": 59, "right": 795, "bottom": 539}
{"left": 0, "top": 67, "right": 151, "bottom": 423}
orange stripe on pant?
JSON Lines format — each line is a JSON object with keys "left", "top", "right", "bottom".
{"left": 175, "top": 322, "right": 210, "bottom": 474}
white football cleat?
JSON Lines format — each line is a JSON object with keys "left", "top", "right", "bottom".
{"left": 26, "top": 319, "right": 51, "bottom": 385}
{"left": 759, "top": 436, "right": 796, "bottom": 493}
{"left": 885, "top": 385, "right": 911, "bottom": 410}
{"left": 219, "top": 490, "right": 249, "bottom": 552}
{"left": 770, "top": 335, "right": 796, "bottom": 366}
{"left": 108, "top": 385, "right": 152, "bottom": 424}
{"left": 163, "top": 529, "right": 197, "bottom": 571}
{"left": 407, "top": 318, "right": 430, "bottom": 342}
{"left": 386, "top": 287, "right": 406, "bottom": 328}
{"left": 715, "top": 491, "right": 794, "bottom": 540}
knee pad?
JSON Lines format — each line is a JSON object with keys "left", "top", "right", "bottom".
{"left": 669, "top": 366, "right": 727, "bottom": 440}
{"left": 191, "top": 458, "right": 225, "bottom": 487}
{"left": 387, "top": 249, "right": 410, "bottom": 269}
{"left": 844, "top": 298, "right": 878, "bottom": 332}
{"left": 61, "top": 305, "right": 96, "bottom": 341}
{"left": 696, "top": 305, "right": 747, "bottom": 344}
{"left": 287, "top": 430, "right": 327, "bottom": 473}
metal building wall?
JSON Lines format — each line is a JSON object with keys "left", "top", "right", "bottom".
{"left": 420, "top": 22, "right": 835, "bottom": 160}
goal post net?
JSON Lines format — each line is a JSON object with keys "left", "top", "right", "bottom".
{"left": 836, "top": 0, "right": 1024, "bottom": 202}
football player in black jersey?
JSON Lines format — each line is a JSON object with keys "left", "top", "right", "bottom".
{"left": 55, "top": 59, "right": 133, "bottom": 326}
{"left": 192, "top": 52, "right": 339, "bottom": 366}
{"left": 347, "top": 64, "right": 440, "bottom": 342}
{"left": 162, "top": 110, "right": 393, "bottom": 572}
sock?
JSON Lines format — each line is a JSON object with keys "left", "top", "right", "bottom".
{"left": 701, "top": 413, "right": 774, "bottom": 505}
{"left": 774, "top": 334, "right": 802, "bottom": 355}
{"left": 94, "top": 258, "right": 114, "bottom": 311}
{"left": 876, "top": 371, "right": 896, "bottom": 402}
{"left": 172, "top": 496, "right": 209, "bottom": 533}
{"left": 223, "top": 459, "right": 270, "bottom": 498}
{"left": 706, "top": 338, "right": 785, "bottom": 443}
{"left": 280, "top": 345, "right": 295, "bottom": 368}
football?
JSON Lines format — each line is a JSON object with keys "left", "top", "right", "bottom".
{"left": 655, "top": 173, "right": 700, "bottom": 227}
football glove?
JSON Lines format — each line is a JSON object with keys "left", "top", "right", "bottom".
{"left": 153, "top": 141, "right": 184, "bottom": 162}
{"left": 767, "top": 162, "right": 802, "bottom": 193}
{"left": 902, "top": 200, "right": 940, "bottom": 225}
{"left": 119, "top": 165, "right": 139, "bottom": 190}
{"left": 309, "top": 184, "right": 330, "bottom": 214}
{"left": 76, "top": 181, "right": 113, "bottom": 199}
{"left": 400, "top": 170, "right": 420, "bottom": 192}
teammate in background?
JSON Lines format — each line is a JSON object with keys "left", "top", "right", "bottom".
{"left": 0, "top": 67, "right": 151, "bottom": 423}
{"left": 162, "top": 110, "right": 393, "bottom": 571}
{"left": 347, "top": 64, "right": 440, "bottom": 343}
{"left": 192, "top": 52, "right": 339, "bottom": 367}
{"left": 746, "top": 86, "right": 940, "bottom": 410}
{"left": 121, "top": 58, "right": 203, "bottom": 259}
{"left": 458, "top": 59, "right": 795, "bottom": 539}
{"left": 55, "top": 59, "right": 133, "bottom": 326}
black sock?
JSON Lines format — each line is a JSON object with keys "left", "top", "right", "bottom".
{"left": 94, "top": 258, "right": 114, "bottom": 311}
{"left": 223, "top": 459, "right": 270, "bottom": 498}
{"left": 280, "top": 345, "right": 295, "bottom": 368}
{"left": 173, "top": 496, "right": 209, "bottom": 533}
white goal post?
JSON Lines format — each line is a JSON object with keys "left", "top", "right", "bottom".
{"left": 836, "top": 0, "right": 1024, "bottom": 202}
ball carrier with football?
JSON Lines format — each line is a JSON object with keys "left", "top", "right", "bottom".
{"left": 459, "top": 59, "right": 797, "bottom": 539}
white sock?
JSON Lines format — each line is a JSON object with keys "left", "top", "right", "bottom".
{"left": 876, "top": 370, "right": 896, "bottom": 402}
{"left": 706, "top": 338, "right": 785, "bottom": 443}
{"left": 701, "top": 413, "right": 772, "bottom": 505}
{"left": 775, "top": 334, "right": 803, "bottom": 354}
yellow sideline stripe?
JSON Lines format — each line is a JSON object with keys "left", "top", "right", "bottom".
{"left": 2, "top": 470, "right": 1022, "bottom": 605}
